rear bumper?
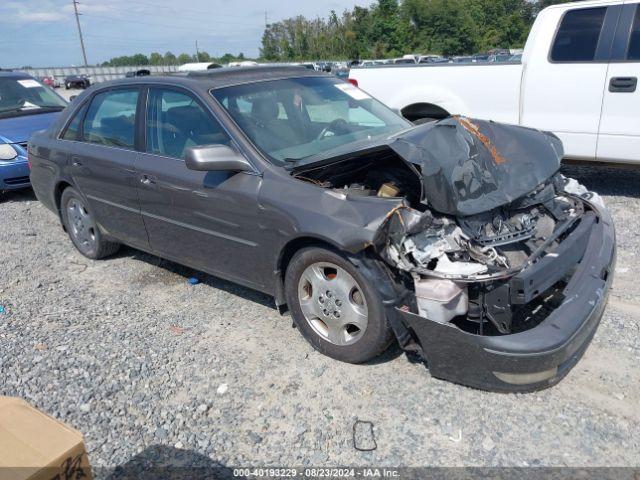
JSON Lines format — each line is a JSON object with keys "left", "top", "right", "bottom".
{"left": 396, "top": 202, "right": 616, "bottom": 392}
{"left": 0, "top": 155, "right": 30, "bottom": 191}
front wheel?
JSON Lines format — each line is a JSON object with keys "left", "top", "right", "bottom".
{"left": 285, "top": 247, "right": 394, "bottom": 364}
{"left": 60, "top": 187, "right": 120, "bottom": 259}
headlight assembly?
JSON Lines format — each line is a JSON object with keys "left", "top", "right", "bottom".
{"left": 0, "top": 143, "right": 18, "bottom": 161}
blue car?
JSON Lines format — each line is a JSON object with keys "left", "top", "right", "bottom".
{"left": 0, "top": 71, "right": 67, "bottom": 193}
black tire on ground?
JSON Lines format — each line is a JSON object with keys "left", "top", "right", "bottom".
{"left": 285, "top": 246, "right": 394, "bottom": 364}
{"left": 60, "top": 187, "right": 120, "bottom": 260}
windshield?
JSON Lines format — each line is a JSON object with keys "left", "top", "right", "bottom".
{"left": 0, "top": 77, "right": 67, "bottom": 118}
{"left": 212, "top": 76, "right": 410, "bottom": 165}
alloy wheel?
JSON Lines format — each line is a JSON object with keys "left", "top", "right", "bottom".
{"left": 67, "top": 198, "right": 97, "bottom": 251}
{"left": 297, "top": 262, "right": 368, "bottom": 346}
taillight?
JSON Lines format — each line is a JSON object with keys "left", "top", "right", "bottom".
{"left": 348, "top": 78, "right": 358, "bottom": 87}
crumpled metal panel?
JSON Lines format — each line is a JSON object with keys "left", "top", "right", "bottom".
{"left": 389, "top": 117, "right": 564, "bottom": 217}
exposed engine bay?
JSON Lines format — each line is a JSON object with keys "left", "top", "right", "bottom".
{"left": 293, "top": 145, "right": 604, "bottom": 337}
{"left": 292, "top": 149, "right": 422, "bottom": 206}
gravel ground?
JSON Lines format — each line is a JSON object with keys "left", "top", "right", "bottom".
{"left": 1, "top": 159, "right": 639, "bottom": 473}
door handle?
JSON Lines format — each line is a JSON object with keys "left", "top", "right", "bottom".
{"left": 609, "top": 77, "right": 637, "bottom": 93}
{"left": 140, "top": 174, "right": 157, "bottom": 185}
{"left": 71, "top": 156, "right": 83, "bottom": 167}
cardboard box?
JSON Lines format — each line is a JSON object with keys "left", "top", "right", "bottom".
{"left": 0, "top": 397, "right": 92, "bottom": 480}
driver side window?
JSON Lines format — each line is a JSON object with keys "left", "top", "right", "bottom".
{"left": 146, "top": 88, "right": 230, "bottom": 159}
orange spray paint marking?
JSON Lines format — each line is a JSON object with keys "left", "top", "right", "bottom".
{"left": 455, "top": 116, "right": 507, "bottom": 165}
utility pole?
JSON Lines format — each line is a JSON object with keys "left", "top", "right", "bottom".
{"left": 195, "top": 40, "right": 201, "bottom": 62}
{"left": 72, "top": 0, "right": 88, "bottom": 67}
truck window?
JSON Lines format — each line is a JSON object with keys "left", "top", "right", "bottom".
{"left": 629, "top": 6, "right": 640, "bottom": 61}
{"left": 551, "top": 7, "right": 607, "bottom": 62}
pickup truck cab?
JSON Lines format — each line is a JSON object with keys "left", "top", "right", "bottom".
{"left": 350, "top": 0, "right": 640, "bottom": 164}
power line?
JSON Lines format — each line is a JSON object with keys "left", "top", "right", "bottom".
{"left": 72, "top": 0, "right": 89, "bottom": 66}
{"left": 101, "top": 0, "right": 258, "bottom": 21}
{"left": 82, "top": 13, "right": 261, "bottom": 31}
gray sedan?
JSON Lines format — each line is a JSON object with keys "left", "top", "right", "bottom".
{"left": 29, "top": 67, "right": 615, "bottom": 391}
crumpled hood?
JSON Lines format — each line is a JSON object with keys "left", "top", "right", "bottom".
{"left": 390, "top": 117, "right": 563, "bottom": 217}
{"left": 0, "top": 111, "right": 60, "bottom": 145}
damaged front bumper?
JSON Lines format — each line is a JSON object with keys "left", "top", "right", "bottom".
{"left": 392, "top": 201, "right": 616, "bottom": 392}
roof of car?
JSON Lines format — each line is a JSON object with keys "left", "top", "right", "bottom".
{"left": 0, "top": 70, "right": 31, "bottom": 78}
{"left": 103, "top": 66, "right": 328, "bottom": 90}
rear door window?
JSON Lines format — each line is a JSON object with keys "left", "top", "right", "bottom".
{"left": 146, "top": 88, "right": 230, "bottom": 159}
{"left": 551, "top": 7, "right": 607, "bottom": 62}
{"left": 628, "top": 6, "right": 640, "bottom": 60}
{"left": 61, "top": 103, "right": 87, "bottom": 141}
{"left": 82, "top": 89, "right": 139, "bottom": 149}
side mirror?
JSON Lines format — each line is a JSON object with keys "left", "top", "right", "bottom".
{"left": 185, "top": 144, "right": 252, "bottom": 172}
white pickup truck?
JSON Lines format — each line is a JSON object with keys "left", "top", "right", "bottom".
{"left": 350, "top": 0, "right": 640, "bottom": 164}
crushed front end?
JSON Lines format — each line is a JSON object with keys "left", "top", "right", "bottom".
{"left": 379, "top": 179, "right": 615, "bottom": 391}
{"left": 291, "top": 117, "right": 616, "bottom": 391}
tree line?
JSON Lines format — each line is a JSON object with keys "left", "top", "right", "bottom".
{"left": 260, "top": 0, "right": 575, "bottom": 61}
{"left": 98, "top": 0, "right": 574, "bottom": 66}
{"left": 101, "top": 51, "right": 250, "bottom": 67}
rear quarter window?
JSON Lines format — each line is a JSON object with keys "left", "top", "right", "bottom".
{"left": 628, "top": 6, "right": 640, "bottom": 60}
{"left": 551, "top": 7, "right": 607, "bottom": 62}
{"left": 61, "top": 104, "right": 87, "bottom": 141}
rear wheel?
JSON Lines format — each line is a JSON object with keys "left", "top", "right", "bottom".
{"left": 285, "top": 247, "right": 393, "bottom": 363}
{"left": 60, "top": 187, "right": 120, "bottom": 259}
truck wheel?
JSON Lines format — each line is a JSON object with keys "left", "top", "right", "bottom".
{"left": 285, "top": 247, "right": 394, "bottom": 364}
{"left": 60, "top": 187, "right": 120, "bottom": 260}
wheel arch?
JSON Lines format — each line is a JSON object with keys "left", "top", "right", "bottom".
{"left": 53, "top": 180, "right": 75, "bottom": 226}
{"left": 274, "top": 235, "right": 345, "bottom": 312}
{"left": 401, "top": 102, "right": 450, "bottom": 122}
{"left": 385, "top": 85, "right": 467, "bottom": 122}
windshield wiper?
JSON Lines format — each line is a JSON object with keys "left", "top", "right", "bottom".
{"left": 32, "top": 106, "right": 66, "bottom": 111}
{"left": 0, "top": 105, "right": 65, "bottom": 117}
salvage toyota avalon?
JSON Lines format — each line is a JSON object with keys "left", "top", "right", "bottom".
{"left": 29, "top": 67, "right": 615, "bottom": 391}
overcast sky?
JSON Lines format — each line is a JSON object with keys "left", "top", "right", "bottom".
{"left": 0, "top": 0, "right": 372, "bottom": 68}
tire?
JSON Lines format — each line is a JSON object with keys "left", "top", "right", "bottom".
{"left": 285, "top": 246, "right": 394, "bottom": 364}
{"left": 60, "top": 187, "right": 120, "bottom": 260}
